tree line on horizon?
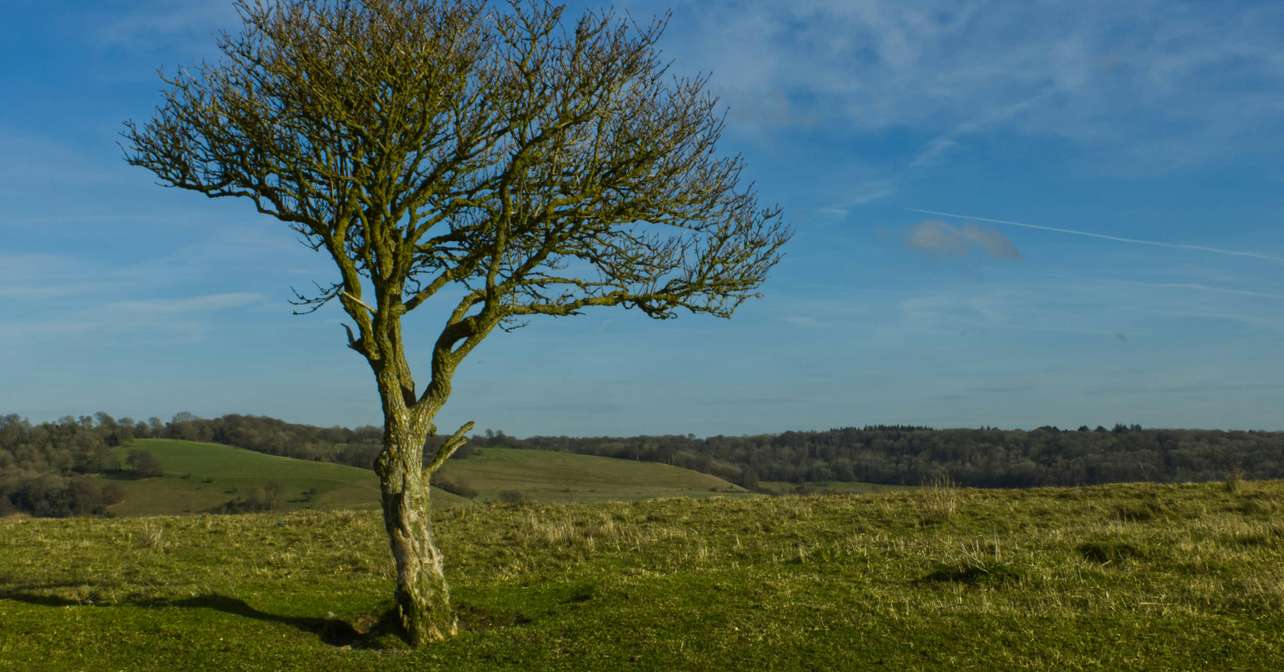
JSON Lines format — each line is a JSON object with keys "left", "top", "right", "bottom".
{"left": 485, "top": 424, "right": 1284, "bottom": 489}
{"left": 4, "top": 411, "right": 1284, "bottom": 518}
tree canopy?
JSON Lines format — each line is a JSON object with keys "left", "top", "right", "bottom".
{"left": 125, "top": 0, "right": 787, "bottom": 423}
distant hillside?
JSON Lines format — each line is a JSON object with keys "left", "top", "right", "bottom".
{"left": 89, "top": 440, "right": 743, "bottom": 517}
{"left": 143, "top": 413, "right": 1284, "bottom": 489}
{"left": 104, "top": 439, "right": 469, "bottom": 516}
{"left": 436, "top": 447, "right": 745, "bottom": 502}
{"left": 9, "top": 412, "right": 1284, "bottom": 517}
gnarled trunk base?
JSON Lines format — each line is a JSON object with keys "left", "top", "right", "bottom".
{"left": 377, "top": 455, "right": 456, "bottom": 646}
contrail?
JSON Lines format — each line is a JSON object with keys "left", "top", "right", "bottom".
{"left": 906, "top": 208, "right": 1284, "bottom": 265}
{"left": 1123, "top": 281, "right": 1284, "bottom": 301}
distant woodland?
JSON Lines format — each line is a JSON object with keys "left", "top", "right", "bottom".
{"left": 3, "top": 412, "right": 1283, "bottom": 517}
{"left": 486, "top": 425, "right": 1284, "bottom": 489}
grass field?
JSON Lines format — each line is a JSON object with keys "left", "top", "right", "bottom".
{"left": 103, "top": 439, "right": 451, "bottom": 516}
{"left": 2, "top": 480, "right": 1282, "bottom": 670}
{"left": 439, "top": 447, "right": 746, "bottom": 502}
{"left": 101, "top": 440, "right": 743, "bottom": 516}
{"left": 757, "top": 480, "right": 914, "bottom": 495}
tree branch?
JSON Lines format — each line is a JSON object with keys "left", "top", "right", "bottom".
{"left": 425, "top": 420, "right": 475, "bottom": 474}
{"left": 341, "top": 290, "right": 377, "bottom": 316}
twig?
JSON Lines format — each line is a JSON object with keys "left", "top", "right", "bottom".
{"left": 341, "top": 290, "right": 376, "bottom": 315}
{"left": 426, "top": 420, "right": 476, "bottom": 474}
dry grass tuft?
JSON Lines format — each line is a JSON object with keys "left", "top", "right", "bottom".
{"left": 135, "top": 521, "right": 166, "bottom": 551}
{"left": 1225, "top": 468, "right": 1245, "bottom": 495}
{"left": 919, "top": 474, "right": 960, "bottom": 524}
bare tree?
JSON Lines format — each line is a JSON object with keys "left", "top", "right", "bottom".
{"left": 124, "top": 0, "right": 789, "bottom": 646}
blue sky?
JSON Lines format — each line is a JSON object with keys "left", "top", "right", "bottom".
{"left": 4, "top": 0, "right": 1284, "bottom": 435}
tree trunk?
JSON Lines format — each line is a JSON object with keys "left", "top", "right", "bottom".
{"left": 376, "top": 425, "right": 456, "bottom": 646}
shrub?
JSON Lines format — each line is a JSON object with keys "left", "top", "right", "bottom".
{"left": 215, "top": 487, "right": 278, "bottom": 514}
{"left": 431, "top": 476, "right": 478, "bottom": 499}
{"left": 1077, "top": 540, "right": 1143, "bottom": 564}
{"left": 3, "top": 474, "right": 122, "bottom": 517}
{"left": 498, "top": 490, "right": 527, "bottom": 505}
{"left": 125, "top": 450, "right": 163, "bottom": 478}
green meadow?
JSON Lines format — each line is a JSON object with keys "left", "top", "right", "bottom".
{"left": 756, "top": 480, "right": 915, "bottom": 496}
{"left": 104, "top": 439, "right": 392, "bottom": 516}
{"left": 436, "top": 446, "right": 746, "bottom": 502}
{"left": 3, "top": 480, "right": 1282, "bottom": 671}
{"left": 97, "top": 439, "right": 745, "bottom": 517}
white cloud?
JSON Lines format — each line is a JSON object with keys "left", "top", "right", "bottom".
{"left": 636, "top": 0, "right": 1284, "bottom": 171}
{"left": 906, "top": 219, "right": 1020, "bottom": 259}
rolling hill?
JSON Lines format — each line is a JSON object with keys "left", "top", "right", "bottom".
{"left": 103, "top": 440, "right": 745, "bottom": 516}
{"left": 105, "top": 439, "right": 463, "bottom": 516}
{"left": 437, "top": 446, "right": 746, "bottom": 502}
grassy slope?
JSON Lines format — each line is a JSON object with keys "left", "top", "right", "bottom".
{"left": 757, "top": 480, "right": 913, "bottom": 495}
{"left": 3, "top": 481, "right": 1283, "bottom": 670}
{"left": 105, "top": 439, "right": 468, "bottom": 516}
{"left": 104, "top": 440, "right": 742, "bottom": 516}
{"left": 438, "top": 447, "right": 746, "bottom": 502}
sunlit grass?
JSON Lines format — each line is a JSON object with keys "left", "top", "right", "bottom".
{"left": 2, "top": 480, "right": 1282, "bottom": 670}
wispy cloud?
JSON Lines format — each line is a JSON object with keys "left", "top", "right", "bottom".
{"left": 0, "top": 292, "right": 266, "bottom": 343}
{"left": 696, "top": 396, "right": 807, "bottom": 408}
{"left": 0, "top": 287, "right": 68, "bottom": 299}
{"left": 892, "top": 275, "right": 1284, "bottom": 342}
{"left": 815, "top": 179, "right": 898, "bottom": 215}
{"left": 0, "top": 243, "right": 284, "bottom": 346}
{"left": 908, "top": 208, "right": 1284, "bottom": 265}
{"left": 906, "top": 219, "right": 1020, "bottom": 260}
{"left": 782, "top": 315, "right": 825, "bottom": 328}
{"left": 92, "top": 1, "right": 239, "bottom": 50}
{"left": 641, "top": 0, "right": 1284, "bottom": 171}
{"left": 109, "top": 292, "right": 266, "bottom": 315}
{"left": 1120, "top": 281, "right": 1284, "bottom": 301}
{"left": 1085, "top": 381, "right": 1284, "bottom": 397}
{"left": 0, "top": 127, "right": 128, "bottom": 191}
{"left": 909, "top": 92, "right": 1055, "bottom": 168}
{"left": 1, "top": 253, "right": 123, "bottom": 298}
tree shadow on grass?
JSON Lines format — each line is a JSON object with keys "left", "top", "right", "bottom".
{"left": 0, "top": 588, "right": 362, "bottom": 646}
